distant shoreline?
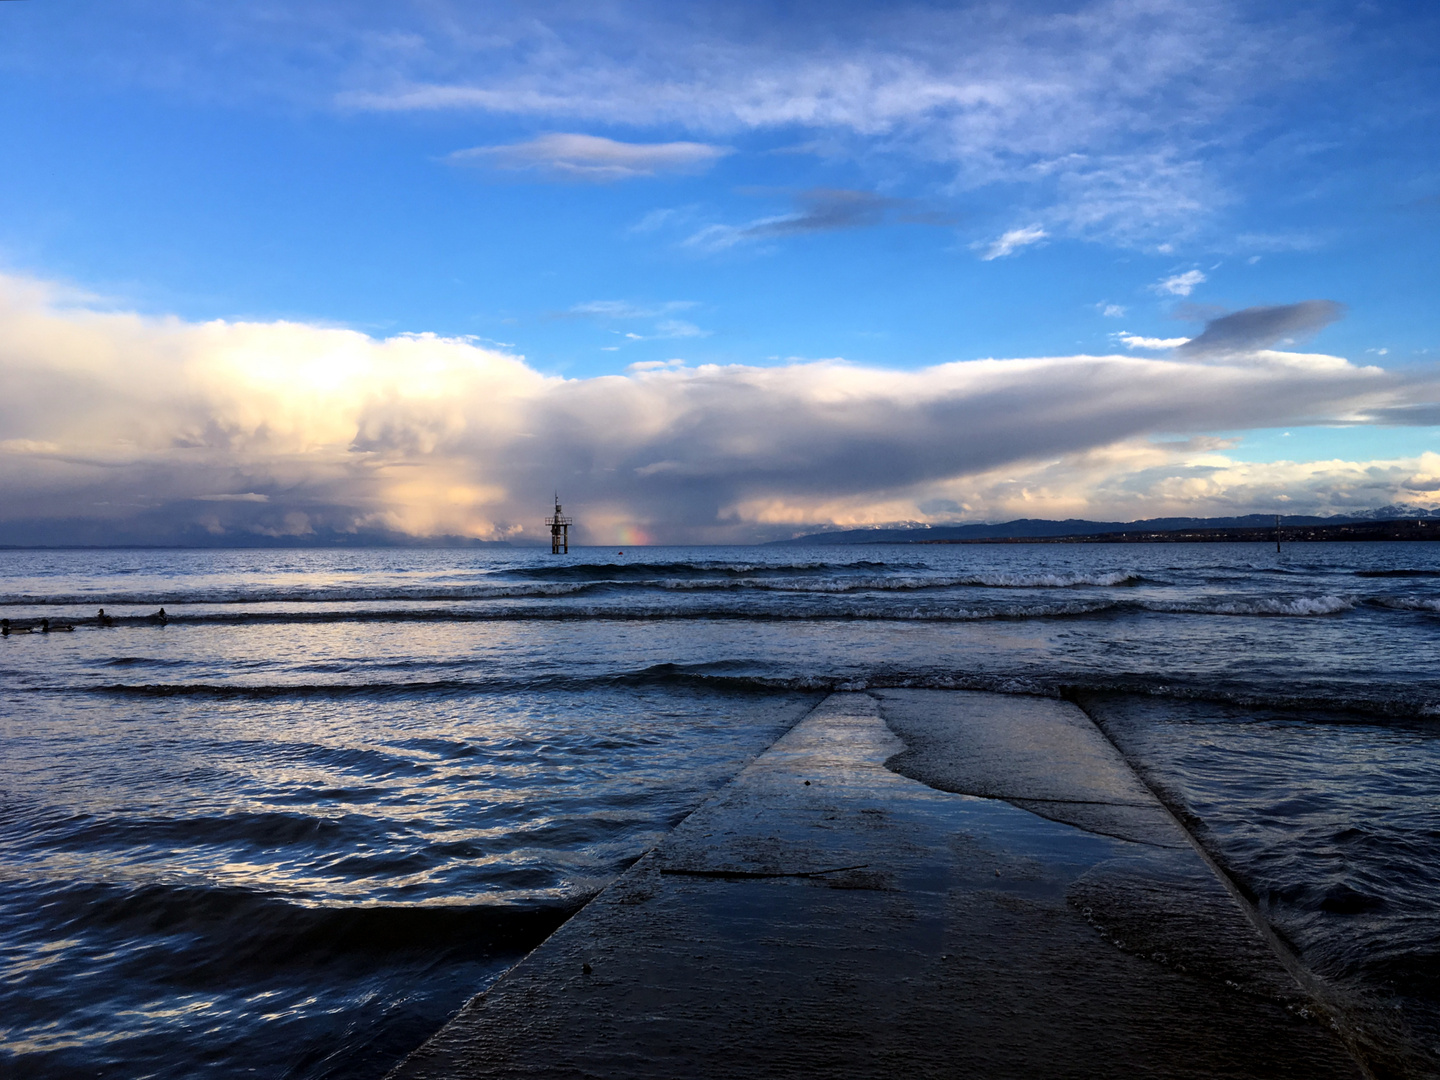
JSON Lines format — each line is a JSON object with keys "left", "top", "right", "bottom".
{"left": 901, "top": 521, "right": 1439, "bottom": 544}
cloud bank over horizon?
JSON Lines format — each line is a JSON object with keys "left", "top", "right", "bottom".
{"left": 2, "top": 274, "right": 1436, "bottom": 547}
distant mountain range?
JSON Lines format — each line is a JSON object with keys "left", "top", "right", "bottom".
{"left": 768, "top": 505, "right": 1440, "bottom": 545}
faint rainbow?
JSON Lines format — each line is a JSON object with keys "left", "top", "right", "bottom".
{"left": 614, "top": 524, "right": 651, "bottom": 546}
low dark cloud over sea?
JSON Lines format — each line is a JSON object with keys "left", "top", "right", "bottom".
{"left": 3, "top": 543, "right": 1439, "bottom": 1077}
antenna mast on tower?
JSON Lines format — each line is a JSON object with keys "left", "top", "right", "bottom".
{"left": 547, "top": 494, "right": 573, "bottom": 555}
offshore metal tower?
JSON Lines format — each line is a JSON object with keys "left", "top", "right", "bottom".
{"left": 547, "top": 494, "right": 572, "bottom": 554}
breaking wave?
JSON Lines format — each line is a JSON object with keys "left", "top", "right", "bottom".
{"left": 0, "top": 569, "right": 1147, "bottom": 608}
{"left": 657, "top": 570, "right": 1146, "bottom": 592}
{"left": 1374, "top": 596, "right": 1440, "bottom": 613}
{"left": 51, "top": 664, "right": 1438, "bottom": 722}
{"left": 1148, "top": 594, "right": 1355, "bottom": 617}
{"left": 0, "top": 594, "right": 1383, "bottom": 633}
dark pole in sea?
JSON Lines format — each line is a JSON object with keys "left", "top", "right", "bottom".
{"left": 1275, "top": 514, "right": 1281, "bottom": 553}
{"left": 547, "top": 494, "right": 573, "bottom": 555}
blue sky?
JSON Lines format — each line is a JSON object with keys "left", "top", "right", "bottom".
{"left": 1, "top": 1, "right": 1438, "bottom": 543}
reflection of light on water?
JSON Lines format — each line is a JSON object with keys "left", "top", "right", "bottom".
{"left": 2, "top": 543, "right": 1439, "bottom": 1076}
{"left": 1093, "top": 694, "right": 1440, "bottom": 1072}
{"left": 0, "top": 664, "right": 814, "bottom": 1074}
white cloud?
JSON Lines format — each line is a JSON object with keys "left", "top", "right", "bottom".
{"left": 321, "top": 2, "right": 1332, "bottom": 244}
{"left": 1116, "top": 333, "right": 1191, "bottom": 350}
{"left": 837, "top": 445, "right": 1440, "bottom": 528}
{"left": 1099, "top": 304, "right": 1127, "bottom": 318}
{"left": 30, "top": 3, "right": 1358, "bottom": 250}
{"left": 977, "top": 225, "right": 1048, "bottom": 261}
{"left": 449, "top": 133, "right": 731, "bottom": 181}
{"left": 0, "top": 273, "right": 1431, "bottom": 544}
{"left": 1154, "top": 269, "right": 1206, "bottom": 296}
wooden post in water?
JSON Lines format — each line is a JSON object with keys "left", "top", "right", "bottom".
{"left": 547, "top": 494, "right": 573, "bottom": 554}
{"left": 1275, "top": 514, "right": 1281, "bottom": 553}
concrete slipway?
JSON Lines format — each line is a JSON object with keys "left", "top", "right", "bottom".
{"left": 389, "top": 691, "right": 1366, "bottom": 1079}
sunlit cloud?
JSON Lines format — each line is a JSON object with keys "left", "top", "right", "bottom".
{"left": 843, "top": 446, "right": 1440, "bottom": 528}
{"left": 0, "top": 274, "right": 1433, "bottom": 545}
{"left": 1116, "top": 333, "right": 1191, "bottom": 350}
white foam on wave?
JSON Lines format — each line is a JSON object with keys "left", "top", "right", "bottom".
{"left": 965, "top": 571, "right": 1141, "bottom": 588}
{"left": 537, "top": 599, "right": 1123, "bottom": 622}
{"left": 1376, "top": 597, "right": 1440, "bottom": 613}
{"left": 1149, "top": 595, "right": 1354, "bottom": 617}
{"left": 655, "top": 571, "right": 1142, "bottom": 593}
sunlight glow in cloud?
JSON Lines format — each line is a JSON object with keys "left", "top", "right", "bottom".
{"left": 0, "top": 275, "right": 1432, "bottom": 545}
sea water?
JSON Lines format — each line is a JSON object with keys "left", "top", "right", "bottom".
{"left": 2, "top": 543, "right": 1438, "bottom": 1077}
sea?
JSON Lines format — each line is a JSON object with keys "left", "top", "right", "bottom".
{"left": 2, "top": 542, "right": 1438, "bottom": 1079}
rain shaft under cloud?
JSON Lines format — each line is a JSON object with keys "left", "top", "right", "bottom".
{"left": 0, "top": 275, "right": 1434, "bottom": 546}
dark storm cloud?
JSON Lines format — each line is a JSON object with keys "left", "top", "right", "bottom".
{"left": 1177, "top": 301, "right": 1347, "bottom": 357}
{"left": 0, "top": 276, "right": 1433, "bottom": 545}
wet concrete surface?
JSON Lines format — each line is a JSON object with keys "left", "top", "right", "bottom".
{"left": 880, "top": 689, "right": 1181, "bottom": 845}
{"left": 388, "top": 691, "right": 1364, "bottom": 1079}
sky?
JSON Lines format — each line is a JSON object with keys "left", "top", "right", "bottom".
{"left": 1, "top": 0, "right": 1438, "bottom": 545}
